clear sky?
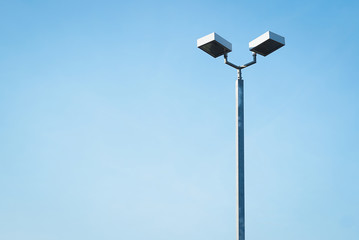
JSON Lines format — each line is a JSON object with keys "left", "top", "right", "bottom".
{"left": 1, "top": 0, "right": 359, "bottom": 239}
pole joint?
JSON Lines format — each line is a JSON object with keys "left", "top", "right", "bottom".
{"left": 224, "top": 52, "right": 257, "bottom": 75}
{"left": 237, "top": 69, "right": 242, "bottom": 81}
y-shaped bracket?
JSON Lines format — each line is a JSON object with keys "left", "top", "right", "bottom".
{"left": 224, "top": 52, "right": 257, "bottom": 80}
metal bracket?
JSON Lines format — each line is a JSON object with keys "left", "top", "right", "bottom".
{"left": 224, "top": 52, "right": 257, "bottom": 80}
{"left": 224, "top": 52, "right": 257, "bottom": 70}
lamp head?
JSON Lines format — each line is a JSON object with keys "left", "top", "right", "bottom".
{"left": 249, "top": 31, "right": 285, "bottom": 56}
{"left": 197, "top": 33, "right": 232, "bottom": 58}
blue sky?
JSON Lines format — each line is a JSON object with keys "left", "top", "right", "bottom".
{"left": 1, "top": 0, "right": 359, "bottom": 239}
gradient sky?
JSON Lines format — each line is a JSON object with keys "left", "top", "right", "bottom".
{"left": 1, "top": 0, "right": 359, "bottom": 240}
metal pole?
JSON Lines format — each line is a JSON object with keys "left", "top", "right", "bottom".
{"left": 224, "top": 53, "right": 255, "bottom": 240}
{"left": 236, "top": 69, "right": 245, "bottom": 240}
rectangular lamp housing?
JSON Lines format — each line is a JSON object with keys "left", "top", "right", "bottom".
{"left": 249, "top": 31, "right": 285, "bottom": 56}
{"left": 197, "top": 33, "right": 232, "bottom": 58}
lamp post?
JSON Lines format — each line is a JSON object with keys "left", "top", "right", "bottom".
{"left": 197, "top": 31, "right": 285, "bottom": 240}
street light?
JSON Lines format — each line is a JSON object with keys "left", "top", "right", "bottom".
{"left": 197, "top": 32, "right": 232, "bottom": 58}
{"left": 249, "top": 31, "right": 285, "bottom": 56}
{"left": 197, "top": 31, "right": 285, "bottom": 240}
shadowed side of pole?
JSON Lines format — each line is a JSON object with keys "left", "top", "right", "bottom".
{"left": 236, "top": 74, "right": 245, "bottom": 240}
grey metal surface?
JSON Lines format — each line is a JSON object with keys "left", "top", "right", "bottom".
{"left": 223, "top": 52, "right": 256, "bottom": 240}
{"left": 197, "top": 33, "right": 232, "bottom": 58}
{"left": 249, "top": 31, "right": 285, "bottom": 56}
{"left": 236, "top": 72, "right": 245, "bottom": 240}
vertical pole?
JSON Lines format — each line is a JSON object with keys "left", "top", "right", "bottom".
{"left": 236, "top": 69, "right": 245, "bottom": 240}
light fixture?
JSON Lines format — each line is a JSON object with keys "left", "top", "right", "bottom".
{"left": 197, "top": 32, "right": 232, "bottom": 58}
{"left": 249, "top": 31, "right": 285, "bottom": 56}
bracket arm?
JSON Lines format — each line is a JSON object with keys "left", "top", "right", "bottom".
{"left": 224, "top": 53, "right": 240, "bottom": 69}
{"left": 224, "top": 52, "right": 257, "bottom": 70}
{"left": 240, "top": 52, "right": 257, "bottom": 69}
